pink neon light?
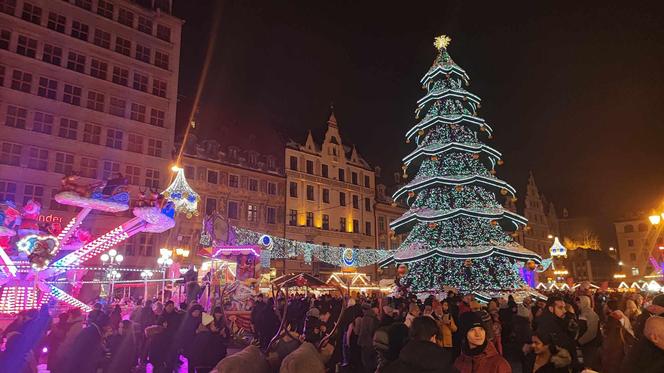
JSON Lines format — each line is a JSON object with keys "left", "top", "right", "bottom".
{"left": 212, "top": 246, "right": 261, "bottom": 258}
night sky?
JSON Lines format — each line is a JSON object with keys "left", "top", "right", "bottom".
{"left": 173, "top": 1, "right": 664, "bottom": 245}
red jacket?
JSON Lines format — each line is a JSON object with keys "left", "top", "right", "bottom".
{"left": 454, "top": 341, "right": 512, "bottom": 373}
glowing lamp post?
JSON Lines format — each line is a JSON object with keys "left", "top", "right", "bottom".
{"left": 157, "top": 248, "right": 173, "bottom": 302}
{"left": 101, "top": 249, "right": 123, "bottom": 301}
{"left": 140, "top": 270, "right": 154, "bottom": 301}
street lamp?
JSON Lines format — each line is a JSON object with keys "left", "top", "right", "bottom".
{"left": 101, "top": 249, "right": 124, "bottom": 301}
{"left": 157, "top": 248, "right": 173, "bottom": 302}
{"left": 140, "top": 270, "right": 154, "bottom": 301}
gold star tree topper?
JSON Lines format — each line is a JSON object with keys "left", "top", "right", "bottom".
{"left": 434, "top": 35, "right": 451, "bottom": 50}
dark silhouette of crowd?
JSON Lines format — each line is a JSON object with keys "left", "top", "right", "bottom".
{"left": 1, "top": 289, "right": 664, "bottom": 373}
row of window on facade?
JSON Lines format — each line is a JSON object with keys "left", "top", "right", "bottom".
{"left": 1, "top": 57, "right": 168, "bottom": 127}
{"left": 1, "top": 0, "right": 173, "bottom": 42}
{"left": 0, "top": 142, "right": 162, "bottom": 187}
{"left": 3, "top": 104, "right": 165, "bottom": 157}
{"left": 289, "top": 156, "right": 371, "bottom": 187}
{"left": 288, "top": 182, "right": 372, "bottom": 211}
{"left": 190, "top": 166, "right": 281, "bottom": 196}
{"left": 287, "top": 209, "right": 373, "bottom": 235}
{"left": 622, "top": 223, "right": 648, "bottom": 233}
{"left": 203, "top": 197, "right": 280, "bottom": 225}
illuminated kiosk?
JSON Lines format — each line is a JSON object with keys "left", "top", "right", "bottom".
{"left": 0, "top": 169, "right": 186, "bottom": 315}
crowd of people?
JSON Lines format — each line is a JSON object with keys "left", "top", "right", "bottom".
{"left": 1, "top": 289, "right": 664, "bottom": 373}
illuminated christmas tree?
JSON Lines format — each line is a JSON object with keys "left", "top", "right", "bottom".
{"left": 388, "top": 35, "right": 541, "bottom": 294}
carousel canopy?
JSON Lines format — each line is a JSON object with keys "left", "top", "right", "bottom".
{"left": 271, "top": 273, "right": 327, "bottom": 288}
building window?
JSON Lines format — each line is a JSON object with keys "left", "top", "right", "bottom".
{"left": 16, "top": 35, "right": 37, "bottom": 58}
{"left": 338, "top": 168, "right": 345, "bottom": 182}
{"left": 118, "top": 8, "right": 134, "bottom": 27}
{"left": 138, "top": 16, "right": 153, "bottom": 35}
{"left": 288, "top": 209, "right": 297, "bottom": 226}
{"left": 74, "top": 0, "right": 91, "bottom": 11}
{"left": 340, "top": 217, "right": 347, "bottom": 232}
{"left": 631, "top": 267, "right": 639, "bottom": 276}
{"left": 125, "top": 165, "right": 140, "bottom": 185}
{"left": 353, "top": 219, "right": 359, "bottom": 233}
{"left": 339, "top": 192, "right": 346, "bottom": 206}
{"left": 289, "top": 156, "right": 298, "bottom": 171}
{"left": 112, "top": 67, "right": 129, "bottom": 86}
{"left": 306, "top": 185, "right": 315, "bottom": 201}
{"left": 58, "top": 118, "right": 78, "bottom": 140}
{"left": 109, "top": 97, "right": 126, "bottom": 117}
{"left": 157, "top": 24, "right": 171, "bottom": 42}
{"left": 5, "top": 105, "right": 27, "bottom": 129}
{"left": 66, "top": 52, "right": 86, "bottom": 73}
{"left": 249, "top": 178, "right": 258, "bottom": 192}
{"left": 365, "top": 222, "right": 372, "bottom": 235}
{"left": 106, "top": 129, "right": 123, "bottom": 149}
{"left": 378, "top": 217, "right": 386, "bottom": 234}
{"left": 624, "top": 224, "right": 634, "bottom": 233}
{"left": 267, "top": 207, "right": 276, "bottom": 224}
{"left": 267, "top": 182, "right": 277, "bottom": 195}
{"left": 115, "top": 37, "right": 131, "bottom": 56}
{"left": 102, "top": 160, "right": 120, "bottom": 180}
{"left": 0, "top": 29, "right": 10, "bottom": 50}
{"left": 247, "top": 204, "right": 258, "bottom": 222}
{"left": 54, "top": 152, "right": 74, "bottom": 175}
{"left": 149, "top": 110, "right": 165, "bottom": 128}
{"left": 21, "top": 2, "right": 41, "bottom": 25}
{"left": 47, "top": 12, "right": 66, "bottom": 33}
{"left": 27, "top": 147, "right": 48, "bottom": 170}
{"left": 0, "top": 0, "right": 16, "bottom": 16}
{"left": 304, "top": 212, "right": 313, "bottom": 227}
{"left": 11, "top": 70, "right": 32, "bottom": 93}
{"left": 71, "top": 21, "right": 89, "bottom": 42}
{"left": 155, "top": 51, "right": 169, "bottom": 69}
{"left": 322, "top": 214, "right": 329, "bottom": 230}
{"left": 227, "top": 201, "right": 239, "bottom": 220}
{"left": 206, "top": 170, "right": 218, "bottom": 184}
{"left": 364, "top": 197, "right": 371, "bottom": 211}
{"left": 627, "top": 239, "right": 634, "bottom": 247}
{"left": 63, "top": 84, "right": 82, "bottom": 105}
{"left": 152, "top": 79, "right": 167, "bottom": 97}
{"left": 364, "top": 175, "right": 370, "bottom": 187}
{"left": 133, "top": 72, "right": 148, "bottom": 91}
{"left": 138, "top": 234, "right": 155, "bottom": 257}
{"left": 145, "top": 168, "right": 160, "bottom": 188}
{"left": 0, "top": 181, "right": 17, "bottom": 202}
{"left": 127, "top": 133, "right": 143, "bottom": 153}
{"left": 128, "top": 104, "right": 147, "bottom": 123}
{"left": 97, "top": 0, "right": 113, "bottom": 19}
{"left": 0, "top": 142, "right": 21, "bottom": 166}
{"left": 135, "top": 44, "right": 151, "bottom": 63}
{"left": 42, "top": 44, "right": 62, "bottom": 66}
{"left": 320, "top": 164, "right": 328, "bottom": 178}
{"left": 93, "top": 29, "right": 111, "bottom": 49}
{"left": 306, "top": 160, "right": 314, "bottom": 174}
{"left": 87, "top": 91, "right": 105, "bottom": 112}
{"left": 83, "top": 123, "right": 100, "bottom": 144}
{"left": 289, "top": 182, "right": 298, "bottom": 197}
{"left": 322, "top": 188, "right": 330, "bottom": 203}
{"left": 351, "top": 172, "right": 358, "bottom": 185}
{"left": 267, "top": 156, "right": 275, "bottom": 170}
{"left": 205, "top": 197, "right": 217, "bottom": 215}
{"left": 32, "top": 112, "right": 53, "bottom": 134}
{"left": 147, "top": 139, "right": 162, "bottom": 157}
{"left": 23, "top": 184, "right": 44, "bottom": 205}
{"left": 37, "top": 77, "right": 57, "bottom": 99}
{"left": 352, "top": 195, "right": 359, "bottom": 209}
{"left": 80, "top": 157, "right": 98, "bottom": 178}
{"left": 228, "top": 174, "right": 239, "bottom": 188}
{"left": 90, "top": 59, "right": 108, "bottom": 80}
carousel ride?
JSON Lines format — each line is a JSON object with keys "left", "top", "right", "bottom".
{"left": 0, "top": 171, "right": 184, "bottom": 315}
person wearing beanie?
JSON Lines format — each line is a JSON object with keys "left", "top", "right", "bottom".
{"left": 382, "top": 316, "right": 455, "bottom": 373}
{"left": 635, "top": 293, "right": 664, "bottom": 339}
{"left": 454, "top": 312, "right": 511, "bottom": 373}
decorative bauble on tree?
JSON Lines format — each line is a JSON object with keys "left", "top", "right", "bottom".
{"left": 383, "top": 35, "right": 541, "bottom": 294}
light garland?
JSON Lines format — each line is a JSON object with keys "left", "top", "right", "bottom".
{"left": 162, "top": 166, "right": 200, "bottom": 218}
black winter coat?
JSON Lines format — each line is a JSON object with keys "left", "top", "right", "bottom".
{"left": 381, "top": 340, "right": 457, "bottom": 373}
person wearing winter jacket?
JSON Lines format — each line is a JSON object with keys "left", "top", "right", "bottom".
{"left": 523, "top": 331, "right": 573, "bottom": 373}
{"left": 620, "top": 316, "right": 664, "bottom": 373}
{"left": 433, "top": 300, "right": 457, "bottom": 351}
{"left": 602, "top": 299, "right": 636, "bottom": 373}
{"left": 382, "top": 316, "right": 456, "bottom": 373}
{"left": 576, "top": 295, "right": 600, "bottom": 371}
{"left": 454, "top": 312, "right": 511, "bottom": 373}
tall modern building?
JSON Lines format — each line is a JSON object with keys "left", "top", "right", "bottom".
{"left": 284, "top": 110, "right": 377, "bottom": 277}
{"left": 0, "top": 0, "right": 182, "bottom": 268}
